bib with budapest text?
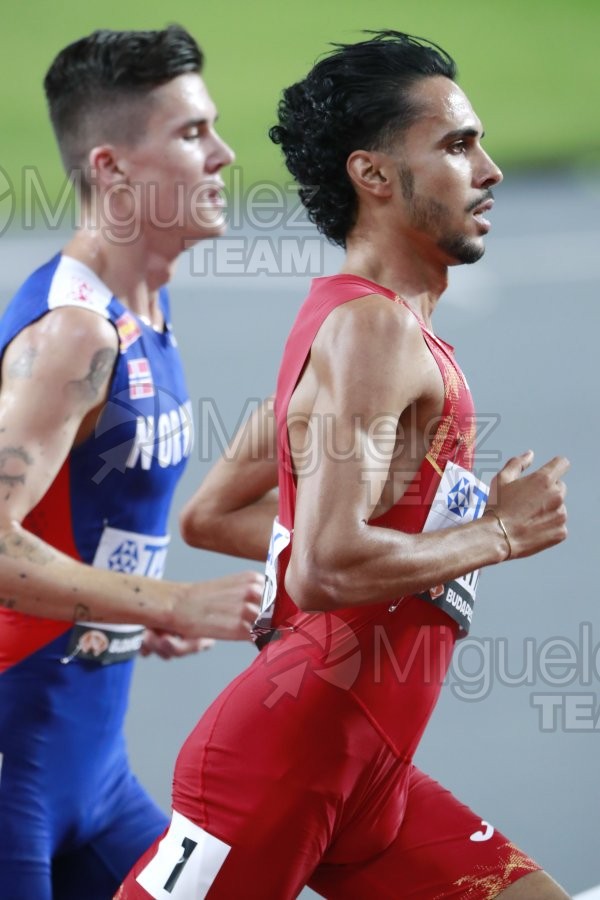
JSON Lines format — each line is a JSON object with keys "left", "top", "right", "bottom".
{"left": 414, "top": 461, "right": 489, "bottom": 635}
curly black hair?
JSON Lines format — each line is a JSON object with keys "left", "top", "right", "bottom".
{"left": 44, "top": 25, "right": 203, "bottom": 191}
{"left": 270, "top": 31, "right": 457, "bottom": 247}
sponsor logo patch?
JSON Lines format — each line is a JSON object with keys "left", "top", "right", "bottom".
{"left": 61, "top": 623, "right": 145, "bottom": 666}
{"left": 93, "top": 526, "right": 169, "bottom": 579}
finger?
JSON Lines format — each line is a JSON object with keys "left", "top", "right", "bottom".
{"left": 163, "top": 636, "right": 214, "bottom": 657}
{"left": 497, "top": 450, "right": 535, "bottom": 484}
{"left": 243, "top": 602, "right": 261, "bottom": 624}
{"left": 539, "top": 456, "right": 570, "bottom": 481}
{"left": 243, "top": 572, "right": 266, "bottom": 601}
{"left": 546, "top": 482, "right": 568, "bottom": 511}
{"left": 198, "top": 638, "right": 216, "bottom": 651}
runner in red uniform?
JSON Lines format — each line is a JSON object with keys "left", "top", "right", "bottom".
{"left": 118, "top": 31, "right": 570, "bottom": 899}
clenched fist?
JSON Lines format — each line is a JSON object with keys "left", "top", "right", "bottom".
{"left": 170, "top": 571, "right": 264, "bottom": 641}
{"left": 487, "top": 451, "right": 569, "bottom": 560}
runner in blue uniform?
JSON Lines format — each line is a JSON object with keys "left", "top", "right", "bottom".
{"left": 0, "top": 26, "right": 262, "bottom": 899}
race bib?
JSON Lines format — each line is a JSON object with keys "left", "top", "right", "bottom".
{"left": 60, "top": 527, "right": 170, "bottom": 665}
{"left": 253, "top": 517, "right": 291, "bottom": 637}
{"left": 93, "top": 526, "right": 170, "bottom": 579}
{"left": 136, "top": 810, "right": 231, "bottom": 898}
{"left": 416, "top": 461, "right": 489, "bottom": 635}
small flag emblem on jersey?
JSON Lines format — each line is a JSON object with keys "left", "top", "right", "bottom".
{"left": 127, "top": 358, "right": 155, "bottom": 399}
{"left": 116, "top": 312, "right": 142, "bottom": 352}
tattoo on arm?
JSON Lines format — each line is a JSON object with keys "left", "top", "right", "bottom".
{"left": 0, "top": 597, "right": 16, "bottom": 609}
{"left": 7, "top": 346, "right": 38, "bottom": 379}
{"left": 0, "top": 531, "right": 54, "bottom": 564}
{"left": 73, "top": 603, "right": 91, "bottom": 621}
{"left": 65, "top": 347, "right": 117, "bottom": 405}
{"left": 0, "top": 446, "right": 33, "bottom": 487}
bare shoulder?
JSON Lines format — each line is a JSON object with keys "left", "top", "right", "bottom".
{"left": 3, "top": 306, "right": 118, "bottom": 382}
{"left": 311, "top": 293, "right": 430, "bottom": 398}
{"left": 315, "top": 293, "right": 425, "bottom": 358}
{"left": 1, "top": 307, "right": 119, "bottom": 420}
{"left": 20, "top": 305, "right": 117, "bottom": 354}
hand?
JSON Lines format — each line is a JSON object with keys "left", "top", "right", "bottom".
{"left": 172, "top": 571, "right": 264, "bottom": 641}
{"left": 140, "top": 629, "right": 215, "bottom": 659}
{"left": 487, "top": 451, "right": 569, "bottom": 559}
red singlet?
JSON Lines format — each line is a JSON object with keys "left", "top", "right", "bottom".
{"left": 117, "top": 276, "right": 540, "bottom": 900}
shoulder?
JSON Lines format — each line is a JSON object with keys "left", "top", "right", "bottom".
{"left": 1, "top": 253, "right": 119, "bottom": 363}
{"left": 314, "top": 293, "right": 426, "bottom": 361}
{"left": 308, "top": 293, "right": 436, "bottom": 412}
{"left": 22, "top": 305, "right": 117, "bottom": 354}
{"left": 46, "top": 255, "right": 114, "bottom": 319}
{"left": 3, "top": 307, "right": 118, "bottom": 383}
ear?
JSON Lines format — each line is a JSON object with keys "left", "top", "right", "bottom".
{"left": 88, "top": 145, "right": 128, "bottom": 189}
{"left": 346, "top": 150, "right": 393, "bottom": 198}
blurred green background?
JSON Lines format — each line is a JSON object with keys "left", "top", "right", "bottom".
{"left": 1, "top": 0, "right": 598, "bottom": 208}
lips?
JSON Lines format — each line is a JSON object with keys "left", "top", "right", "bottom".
{"left": 196, "top": 182, "right": 226, "bottom": 211}
{"left": 472, "top": 198, "right": 494, "bottom": 217}
{"left": 207, "top": 183, "right": 225, "bottom": 202}
{"left": 471, "top": 197, "right": 494, "bottom": 233}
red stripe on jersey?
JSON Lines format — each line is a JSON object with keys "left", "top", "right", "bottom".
{"left": 0, "top": 459, "right": 81, "bottom": 673}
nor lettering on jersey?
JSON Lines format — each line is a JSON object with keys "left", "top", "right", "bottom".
{"left": 128, "top": 357, "right": 155, "bottom": 399}
{"left": 125, "top": 400, "right": 194, "bottom": 472}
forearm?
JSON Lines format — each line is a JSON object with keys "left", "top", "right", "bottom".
{"left": 287, "top": 513, "right": 507, "bottom": 611}
{"left": 0, "top": 522, "right": 183, "bottom": 630}
{"left": 181, "top": 491, "right": 278, "bottom": 561}
{"left": 180, "top": 394, "right": 278, "bottom": 562}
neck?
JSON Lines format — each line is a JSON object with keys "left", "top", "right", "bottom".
{"left": 341, "top": 225, "right": 449, "bottom": 330}
{"left": 63, "top": 217, "right": 182, "bottom": 324}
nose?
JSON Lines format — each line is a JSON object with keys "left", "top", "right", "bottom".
{"left": 478, "top": 148, "right": 503, "bottom": 189}
{"left": 207, "top": 130, "right": 235, "bottom": 173}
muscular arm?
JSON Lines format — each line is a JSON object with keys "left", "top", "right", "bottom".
{"left": 0, "top": 308, "right": 261, "bottom": 638}
{"left": 286, "top": 297, "right": 568, "bottom": 611}
{"left": 180, "top": 396, "right": 278, "bottom": 561}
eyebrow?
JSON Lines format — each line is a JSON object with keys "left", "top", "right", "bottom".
{"left": 181, "top": 113, "right": 219, "bottom": 129}
{"left": 439, "top": 126, "right": 484, "bottom": 144}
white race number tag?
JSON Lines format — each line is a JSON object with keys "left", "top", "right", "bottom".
{"left": 136, "top": 810, "right": 230, "bottom": 898}
{"left": 260, "top": 517, "right": 291, "bottom": 616}
{"left": 417, "top": 461, "right": 489, "bottom": 634}
{"left": 252, "top": 517, "right": 292, "bottom": 639}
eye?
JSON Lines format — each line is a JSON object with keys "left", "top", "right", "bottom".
{"left": 448, "top": 140, "right": 467, "bottom": 155}
{"left": 183, "top": 128, "right": 201, "bottom": 141}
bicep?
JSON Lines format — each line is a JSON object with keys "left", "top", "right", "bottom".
{"left": 0, "top": 310, "right": 118, "bottom": 524}
{"left": 291, "top": 303, "right": 424, "bottom": 556}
